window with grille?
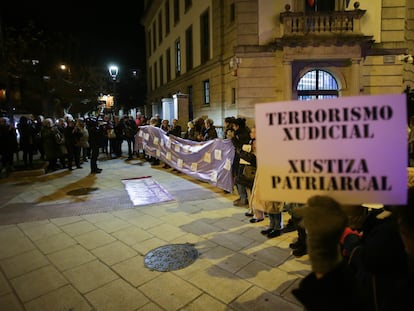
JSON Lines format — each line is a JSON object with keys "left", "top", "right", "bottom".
{"left": 297, "top": 69, "right": 338, "bottom": 100}
{"left": 175, "top": 39, "right": 181, "bottom": 76}
{"left": 203, "top": 80, "right": 210, "bottom": 105}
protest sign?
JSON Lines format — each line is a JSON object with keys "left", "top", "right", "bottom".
{"left": 255, "top": 94, "right": 407, "bottom": 205}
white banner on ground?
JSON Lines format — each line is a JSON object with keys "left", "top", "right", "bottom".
{"left": 255, "top": 94, "right": 407, "bottom": 205}
{"left": 122, "top": 177, "right": 174, "bottom": 206}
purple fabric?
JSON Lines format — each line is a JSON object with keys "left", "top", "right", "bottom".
{"left": 140, "top": 126, "right": 235, "bottom": 192}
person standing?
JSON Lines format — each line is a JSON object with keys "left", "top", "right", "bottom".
{"left": 34, "top": 115, "right": 45, "bottom": 161}
{"left": 0, "top": 117, "right": 18, "bottom": 175}
{"left": 200, "top": 118, "right": 218, "bottom": 141}
{"left": 223, "top": 116, "right": 235, "bottom": 139}
{"left": 154, "top": 113, "right": 162, "bottom": 127}
{"left": 134, "top": 115, "right": 148, "bottom": 158}
{"left": 17, "top": 115, "right": 36, "bottom": 169}
{"left": 124, "top": 115, "right": 138, "bottom": 160}
{"left": 291, "top": 195, "right": 371, "bottom": 311}
{"left": 41, "top": 118, "right": 61, "bottom": 172}
{"left": 87, "top": 117, "right": 104, "bottom": 174}
{"left": 64, "top": 119, "right": 83, "bottom": 170}
{"left": 231, "top": 117, "right": 251, "bottom": 206}
{"left": 76, "top": 118, "right": 90, "bottom": 163}
{"left": 168, "top": 118, "right": 182, "bottom": 138}
{"left": 184, "top": 120, "right": 197, "bottom": 141}
{"left": 113, "top": 116, "right": 125, "bottom": 158}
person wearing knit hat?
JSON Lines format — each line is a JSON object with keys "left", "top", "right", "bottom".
{"left": 292, "top": 195, "right": 371, "bottom": 311}
{"left": 294, "top": 195, "right": 349, "bottom": 275}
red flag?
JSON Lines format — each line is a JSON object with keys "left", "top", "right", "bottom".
{"left": 308, "top": 0, "right": 315, "bottom": 7}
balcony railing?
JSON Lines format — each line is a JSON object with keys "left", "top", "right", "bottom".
{"left": 280, "top": 8, "right": 366, "bottom": 36}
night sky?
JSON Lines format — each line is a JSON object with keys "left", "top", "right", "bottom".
{"left": 1, "top": 2, "right": 146, "bottom": 68}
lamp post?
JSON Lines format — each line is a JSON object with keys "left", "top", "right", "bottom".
{"left": 108, "top": 65, "right": 119, "bottom": 114}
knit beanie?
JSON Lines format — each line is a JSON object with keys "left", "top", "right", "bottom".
{"left": 298, "top": 195, "right": 348, "bottom": 276}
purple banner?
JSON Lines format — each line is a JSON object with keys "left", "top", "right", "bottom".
{"left": 139, "top": 126, "right": 235, "bottom": 192}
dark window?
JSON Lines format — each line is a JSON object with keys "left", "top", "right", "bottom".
{"left": 187, "top": 85, "right": 193, "bottom": 120}
{"left": 186, "top": 26, "right": 193, "bottom": 71}
{"left": 305, "top": 0, "right": 335, "bottom": 12}
{"left": 185, "top": 0, "right": 192, "bottom": 12}
{"left": 203, "top": 79, "right": 210, "bottom": 105}
{"left": 152, "top": 22, "right": 156, "bottom": 52}
{"left": 231, "top": 87, "right": 236, "bottom": 104}
{"left": 200, "top": 9, "right": 210, "bottom": 64}
{"left": 165, "top": 1, "right": 170, "bottom": 35}
{"left": 230, "top": 3, "right": 235, "bottom": 23}
{"left": 174, "top": 0, "right": 180, "bottom": 25}
{"left": 158, "top": 11, "right": 163, "bottom": 44}
{"left": 149, "top": 65, "right": 153, "bottom": 91}
{"left": 147, "top": 31, "right": 152, "bottom": 57}
{"left": 175, "top": 39, "right": 181, "bottom": 76}
{"left": 166, "top": 48, "right": 171, "bottom": 82}
{"left": 159, "top": 56, "right": 164, "bottom": 86}
{"left": 154, "top": 62, "right": 158, "bottom": 88}
{"left": 297, "top": 69, "right": 339, "bottom": 100}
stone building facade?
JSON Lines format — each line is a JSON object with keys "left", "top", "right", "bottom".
{"left": 141, "top": 0, "right": 414, "bottom": 129}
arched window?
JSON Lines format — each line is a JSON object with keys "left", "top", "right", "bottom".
{"left": 297, "top": 69, "right": 338, "bottom": 100}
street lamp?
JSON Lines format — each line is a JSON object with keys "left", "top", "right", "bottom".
{"left": 108, "top": 65, "right": 119, "bottom": 80}
{"left": 108, "top": 65, "right": 119, "bottom": 113}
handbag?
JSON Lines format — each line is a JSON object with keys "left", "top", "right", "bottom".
{"left": 108, "top": 129, "right": 116, "bottom": 139}
{"left": 242, "top": 165, "right": 257, "bottom": 180}
{"left": 238, "top": 165, "right": 256, "bottom": 188}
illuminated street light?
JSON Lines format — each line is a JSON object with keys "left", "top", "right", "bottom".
{"left": 108, "top": 65, "right": 119, "bottom": 81}
{"left": 108, "top": 65, "right": 119, "bottom": 114}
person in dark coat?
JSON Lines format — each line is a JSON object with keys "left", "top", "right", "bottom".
{"left": 200, "top": 118, "right": 217, "bottom": 141}
{"left": 87, "top": 117, "right": 104, "bottom": 174}
{"left": 0, "top": 117, "right": 18, "bottom": 174}
{"left": 167, "top": 118, "right": 182, "bottom": 138}
{"left": 380, "top": 189, "right": 414, "bottom": 310}
{"left": 231, "top": 117, "right": 251, "bottom": 207}
{"left": 41, "top": 118, "right": 62, "bottom": 171}
{"left": 123, "top": 115, "right": 138, "bottom": 160}
{"left": 64, "top": 119, "right": 83, "bottom": 171}
{"left": 17, "top": 115, "right": 36, "bottom": 169}
{"left": 291, "top": 196, "right": 372, "bottom": 311}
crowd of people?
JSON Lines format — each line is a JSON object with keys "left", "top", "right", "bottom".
{"left": 0, "top": 112, "right": 231, "bottom": 175}
{"left": 0, "top": 113, "right": 141, "bottom": 175}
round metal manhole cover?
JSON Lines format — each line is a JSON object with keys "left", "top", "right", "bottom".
{"left": 144, "top": 244, "right": 199, "bottom": 272}
{"left": 67, "top": 187, "right": 99, "bottom": 196}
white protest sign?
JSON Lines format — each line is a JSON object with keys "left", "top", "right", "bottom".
{"left": 255, "top": 94, "right": 407, "bottom": 205}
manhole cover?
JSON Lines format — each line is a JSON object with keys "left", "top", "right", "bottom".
{"left": 144, "top": 243, "right": 199, "bottom": 272}
{"left": 67, "top": 187, "right": 99, "bottom": 196}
